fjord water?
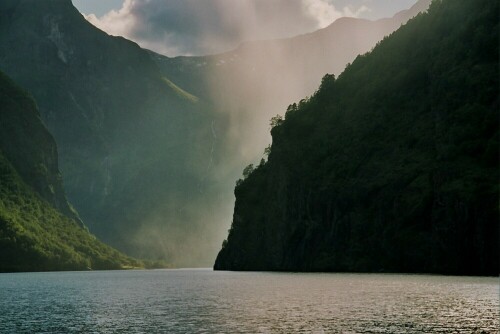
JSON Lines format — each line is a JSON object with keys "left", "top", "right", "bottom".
{"left": 0, "top": 270, "right": 497, "bottom": 333}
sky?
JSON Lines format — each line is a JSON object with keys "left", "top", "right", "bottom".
{"left": 73, "top": 0, "right": 417, "bottom": 57}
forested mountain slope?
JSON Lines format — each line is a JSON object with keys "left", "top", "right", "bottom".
{"left": 0, "top": 71, "right": 140, "bottom": 272}
{"left": 215, "top": 0, "right": 498, "bottom": 275}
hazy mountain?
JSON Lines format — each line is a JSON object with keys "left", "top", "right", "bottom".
{"left": 214, "top": 0, "right": 498, "bottom": 275}
{"left": 152, "top": 0, "right": 432, "bottom": 162}
{"left": 0, "top": 0, "right": 227, "bottom": 266}
{"left": 0, "top": 71, "right": 140, "bottom": 272}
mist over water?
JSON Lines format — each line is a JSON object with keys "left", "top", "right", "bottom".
{"left": 127, "top": 193, "right": 235, "bottom": 267}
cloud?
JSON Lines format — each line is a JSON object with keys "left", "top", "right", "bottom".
{"left": 83, "top": 0, "right": 372, "bottom": 56}
{"left": 302, "top": 0, "right": 370, "bottom": 28}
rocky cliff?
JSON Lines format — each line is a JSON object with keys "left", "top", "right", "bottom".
{"left": 215, "top": 0, "right": 499, "bottom": 275}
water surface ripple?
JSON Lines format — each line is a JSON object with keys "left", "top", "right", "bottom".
{"left": 0, "top": 270, "right": 498, "bottom": 333}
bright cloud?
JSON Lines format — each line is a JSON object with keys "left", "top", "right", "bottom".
{"left": 302, "top": 0, "right": 370, "bottom": 28}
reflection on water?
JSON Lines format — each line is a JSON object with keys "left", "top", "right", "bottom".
{"left": 0, "top": 270, "right": 498, "bottom": 333}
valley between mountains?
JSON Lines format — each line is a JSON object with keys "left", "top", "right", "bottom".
{"left": 0, "top": 0, "right": 496, "bottom": 274}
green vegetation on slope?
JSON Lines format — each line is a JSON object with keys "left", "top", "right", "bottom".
{"left": 162, "top": 77, "right": 199, "bottom": 103}
{"left": 0, "top": 71, "right": 81, "bottom": 223}
{"left": 0, "top": 153, "right": 141, "bottom": 272}
{"left": 0, "top": 71, "right": 142, "bottom": 272}
{"left": 215, "top": 0, "right": 498, "bottom": 275}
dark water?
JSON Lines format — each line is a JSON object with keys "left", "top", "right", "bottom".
{"left": 0, "top": 269, "right": 497, "bottom": 333}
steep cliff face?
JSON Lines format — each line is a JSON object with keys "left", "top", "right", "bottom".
{"left": 0, "top": 71, "right": 140, "bottom": 272}
{"left": 215, "top": 0, "right": 499, "bottom": 275}
{"left": 0, "top": 71, "right": 79, "bottom": 223}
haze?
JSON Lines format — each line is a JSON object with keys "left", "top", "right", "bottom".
{"left": 65, "top": 0, "right": 427, "bottom": 267}
{"left": 75, "top": 0, "right": 417, "bottom": 56}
